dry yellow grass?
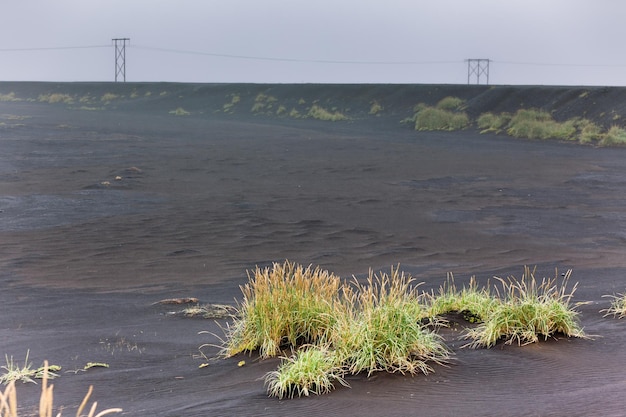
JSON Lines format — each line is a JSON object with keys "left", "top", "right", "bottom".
{"left": 0, "top": 362, "right": 121, "bottom": 417}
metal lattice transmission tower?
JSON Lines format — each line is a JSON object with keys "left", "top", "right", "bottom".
{"left": 466, "top": 59, "right": 490, "bottom": 85}
{"left": 113, "top": 38, "right": 130, "bottom": 82}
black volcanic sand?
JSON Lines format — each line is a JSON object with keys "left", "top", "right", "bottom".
{"left": 2, "top": 84, "right": 626, "bottom": 416}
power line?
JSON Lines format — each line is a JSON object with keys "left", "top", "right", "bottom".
{"left": 4, "top": 42, "right": 626, "bottom": 70}
{"left": 494, "top": 60, "right": 626, "bottom": 68}
{"left": 0, "top": 45, "right": 110, "bottom": 52}
{"left": 130, "top": 44, "right": 462, "bottom": 65}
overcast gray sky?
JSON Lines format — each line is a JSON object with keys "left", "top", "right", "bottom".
{"left": 2, "top": 0, "right": 625, "bottom": 85}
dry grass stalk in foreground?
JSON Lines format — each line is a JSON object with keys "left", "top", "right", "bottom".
{"left": 0, "top": 362, "right": 121, "bottom": 417}
{"left": 601, "top": 292, "right": 626, "bottom": 318}
{"left": 0, "top": 352, "right": 59, "bottom": 386}
{"left": 463, "top": 267, "right": 585, "bottom": 348}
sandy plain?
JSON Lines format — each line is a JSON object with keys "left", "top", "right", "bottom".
{"left": 1, "top": 83, "right": 626, "bottom": 416}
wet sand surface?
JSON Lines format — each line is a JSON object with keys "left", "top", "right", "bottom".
{"left": 2, "top": 98, "right": 626, "bottom": 416}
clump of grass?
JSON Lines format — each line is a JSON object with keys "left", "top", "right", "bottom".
{"left": 100, "top": 93, "right": 119, "bottom": 102}
{"left": 0, "top": 351, "right": 59, "bottom": 385}
{"left": 0, "top": 92, "right": 20, "bottom": 102}
{"left": 223, "top": 261, "right": 343, "bottom": 358}
{"left": 275, "top": 105, "right": 287, "bottom": 116}
{"left": 307, "top": 105, "right": 349, "bottom": 121}
{"left": 335, "top": 268, "right": 449, "bottom": 376}
{"left": 251, "top": 93, "right": 278, "bottom": 113}
{"left": 506, "top": 109, "right": 576, "bottom": 140}
{"left": 425, "top": 273, "right": 495, "bottom": 323}
{"left": 463, "top": 267, "right": 585, "bottom": 348}
{"left": 576, "top": 118, "right": 604, "bottom": 143}
{"left": 222, "top": 94, "right": 240, "bottom": 113}
{"left": 478, "top": 109, "right": 617, "bottom": 145}
{"left": 436, "top": 96, "right": 465, "bottom": 111}
{"left": 0, "top": 361, "right": 122, "bottom": 417}
{"left": 369, "top": 100, "right": 384, "bottom": 115}
{"left": 258, "top": 265, "right": 449, "bottom": 398}
{"left": 168, "top": 107, "right": 190, "bottom": 116}
{"left": 414, "top": 107, "right": 469, "bottom": 131}
{"left": 599, "top": 125, "right": 626, "bottom": 146}
{"left": 601, "top": 292, "right": 626, "bottom": 318}
{"left": 476, "top": 112, "right": 512, "bottom": 134}
{"left": 220, "top": 262, "right": 587, "bottom": 398}
{"left": 405, "top": 97, "right": 468, "bottom": 131}
{"left": 37, "top": 93, "right": 74, "bottom": 104}
{"left": 264, "top": 346, "right": 348, "bottom": 399}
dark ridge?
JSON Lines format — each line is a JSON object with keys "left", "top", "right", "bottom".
{"left": 3, "top": 82, "right": 626, "bottom": 128}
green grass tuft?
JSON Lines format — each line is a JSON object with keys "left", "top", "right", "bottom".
{"left": 223, "top": 261, "right": 343, "bottom": 358}
{"left": 506, "top": 109, "right": 576, "bottom": 140}
{"left": 463, "top": 267, "right": 585, "bottom": 348}
{"left": 335, "top": 268, "right": 449, "bottom": 376}
{"left": 476, "top": 112, "right": 512, "bottom": 134}
{"left": 37, "top": 93, "right": 74, "bottom": 104}
{"left": 169, "top": 107, "right": 190, "bottom": 116}
{"left": 601, "top": 292, "right": 626, "bottom": 318}
{"left": 425, "top": 273, "right": 495, "bottom": 322}
{"left": 264, "top": 347, "right": 348, "bottom": 399}
{"left": 414, "top": 107, "right": 469, "bottom": 131}
{"left": 307, "top": 105, "right": 349, "bottom": 121}
{"left": 599, "top": 125, "right": 626, "bottom": 146}
{"left": 0, "top": 92, "right": 20, "bottom": 102}
{"left": 369, "top": 100, "right": 384, "bottom": 115}
{"left": 100, "top": 93, "right": 119, "bottom": 102}
{"left": 436, "top": 96, "right": 465, "bottom": 111}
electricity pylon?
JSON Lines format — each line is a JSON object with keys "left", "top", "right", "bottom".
{"left": 112, "top": 38, "right": 130, "bottom": 82}
{"left": 466, "top": 59, "right": 490, "bottom": 85}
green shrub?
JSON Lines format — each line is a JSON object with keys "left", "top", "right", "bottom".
{"left": 414, "top": 107, "right": 469, "bottom": 131}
